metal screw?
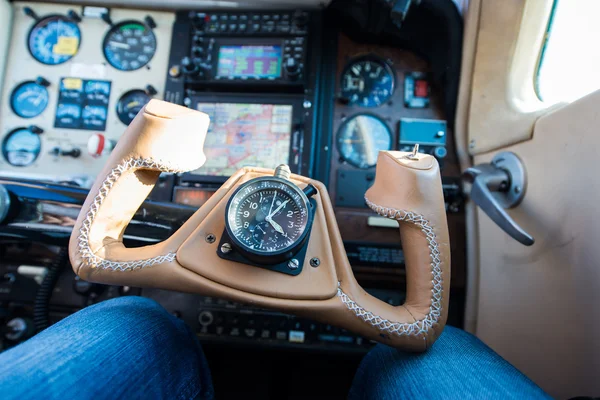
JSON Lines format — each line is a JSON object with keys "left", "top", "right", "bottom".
{"left": 288, "top": 259, "right": 299, "bottom": 270}
{"left": 469, "top": 139, "right": 476, "bottom": 149}
{"left": 514, "top": 186, "right": 522, "bottom": 194}
{"left": 303, "top": 100, "right": 312, "bottom": 109}
{"left": 310, "top": 257, "right": 320, "bottom": 268}
{"left": 221, "top": 243, "right": 232, "bottom": 254}
{"left": 205, "top": 234, "right": 216, "bottom": 244}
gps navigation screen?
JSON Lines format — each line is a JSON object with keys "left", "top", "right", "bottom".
{"left": 216, "top": 45, "right": 282, "bottom": 79}
{"left": 195, "top": 102, "right": 293, "bottom": 176}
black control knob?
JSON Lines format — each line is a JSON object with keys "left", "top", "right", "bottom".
{"left": 73, "top": 276, "right": 105, "bottom": 297}
{"left": 284, "top": 58, "right": 301, "bottom": 78}
{"left": 50, "top": 147, "right": 81, "bottom": 158}
{"left": 29, "top": 125, "right": 44, "bottom": 134}
{"left": 35, "top": 76, "right": 50, "bottom": 87}
{"left": 293, "top": 11, "right": 309, "bottom": 28}
{"left": 193, "top": 35, "right": 205, "bottom": 45}
{"left": 433, "top": 146, "right": 447, "bottom": 160}
{"left": 4, "top": 317, "right": 35, "bottom": 342}
{"left": 145, "top": 84, "right": 158, "bottom": 96}
{"left": 191, "top": 46, "right": 205, "bottom": 58}
{"left": 192, "top": 14, "right": 206, "bottom": 31}
{"left": 181, "top": 56, "right": 199, "bottom": 75}
{"left": 198, "top": 311, "right": 214, "bottom": 327}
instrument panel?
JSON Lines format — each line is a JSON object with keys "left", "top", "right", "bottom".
{"left": 0, "top": 2, "right": 467, "bottom": 353}
{"left": 0, "top": 2, "right": 174, "bottom": 185}
{"left": 329, "top": 33, "right": 465, "bottom": 292}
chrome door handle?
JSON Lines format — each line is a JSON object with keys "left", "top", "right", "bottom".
{"left": 463, "top": 152, "right": 534, "bottom": 246}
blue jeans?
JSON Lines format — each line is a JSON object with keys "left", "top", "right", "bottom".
{"left": 0, "top": 297, "right": 549, "bottom": 399}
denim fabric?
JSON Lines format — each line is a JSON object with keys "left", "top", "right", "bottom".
{"left": 348, "top": 326, "right": 552, "bottom": 399}
{"left": 0, "top": 296, "right": 214, "bottom": 400}
{"left": 0, "top": 296, "right": 551, "bottom": 399}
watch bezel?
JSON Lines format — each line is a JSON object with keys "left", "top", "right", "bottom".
{"left": 224, "top": 176, "right": 312, "bottom": 262}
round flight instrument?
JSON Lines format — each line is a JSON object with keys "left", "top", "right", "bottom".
{"left": 340, "top": 56, "right": 395, "bottom": 107}
{"left": 225, "top": 174, "right": 312, "bottom": 264}
{"left": 28, "top": 15, "right": 81, "bottom": 65}
{"left": 116, "top": 90, "right": 152, "bottom": 125}
{"left": 2, "top": 128, "right": 42, "bottom": 167}
{"left": 337, "top": 114, "right": 392, "bottom": 169}
{"left": 103, "top": 21, "right": 157, "bottom": 71}
{"left": 10, "top": 81, "right": 49, "bottom": 118}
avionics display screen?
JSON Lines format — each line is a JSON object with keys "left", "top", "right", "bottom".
{"left": 195, "top": 102, "right": 293, "bottom": 176}
{"left": 216, "top": 45, "right": 282, "bottom": 79}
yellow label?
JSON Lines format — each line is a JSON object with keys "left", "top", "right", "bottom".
{"left": 53, "top": 36, "right": 79, "bottom": 56}
{"left": 62, "top": 78, "right": 82, "bottom": 90}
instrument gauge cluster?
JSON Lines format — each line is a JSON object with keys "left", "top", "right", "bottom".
{"left": 336, "top": 114, "right": 392, "bottom": 169}
{"left": 28, "top": 15, "right": 81, "bottom": 65}
{"left": 340, "top": 56, "right": 395, "bottom": 107}
{"left": 103, "top": 20, "right": 157, "bottom": 71}
{"left": 2, "top": 127, "right": 42, "bottom": 167}
{"left": 0, "top": 4, "right": 173, "bottom": 183}
{"left": 10, "top": 79, "right": 50, "bottom": 118}
{"left": 116, "top": 89, "right": 153, "bottom": 125}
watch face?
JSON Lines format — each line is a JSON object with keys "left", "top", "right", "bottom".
{"left": 226, "top": 177, "right": 310, "bottom": 256}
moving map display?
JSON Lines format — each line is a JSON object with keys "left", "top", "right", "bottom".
{"left": 216, "top": 45, "right": 283, "bottom": 79}
{"left": 195, "top": 102, "right": 293, "bottom": 176}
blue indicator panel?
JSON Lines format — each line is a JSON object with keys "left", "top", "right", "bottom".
{"left": 217, "top": 45, "right": 283, "bottom": 79}
{"left": 399, "top": 118, "right": 447, "bottom": 146}
{"left": 54, "top": 78, "right": 111, "bottom": 131}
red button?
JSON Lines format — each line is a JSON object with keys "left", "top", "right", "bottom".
{"left": 415, "top": 80, "right": 429, "bottom": 98}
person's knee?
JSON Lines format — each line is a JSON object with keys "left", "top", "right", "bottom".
{"left": 54, "top": 296, "right": 190, "bottom": 345}
{"left": 88, "top": 295, "right": 166, "bottom": 318}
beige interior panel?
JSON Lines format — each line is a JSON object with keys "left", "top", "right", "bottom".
{"left": 467, "top": 0, "right": 558, "bottom": 155}
{"left": 0, "top": 2, "right": 174, "bottom": 186}
{"left": 0, "top": 0, "right": 14, "bottom": 91}
{"left": 473, "top": 89, "right": 600, "bottom": 399}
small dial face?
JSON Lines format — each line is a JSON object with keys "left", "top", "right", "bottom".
{"left": 226, "top": 178, "right": 310, "bottom": 255}
{"left": 103, "top": 21, "right": 157, "bottom": 71}
{"left": 340, "top": 57, "right": 395, "bottom": 107}
{"left": 337, "top": 114, "right": 392, "bottom": 169}
{"left": 10, "top": 81, "right": 49, "bottom": 118}
{"left": 28, "top": 16, "right": 80, "bottom": 65}
{"left": 2, "top": 128, "right": 41, "bottom": 167}
{"left": 116, "top": 90, "right": 151, "bottom": 125}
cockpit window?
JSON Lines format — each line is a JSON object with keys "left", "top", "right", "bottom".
{"left": 536, "top": 0, "right": 600, "bottom": 103}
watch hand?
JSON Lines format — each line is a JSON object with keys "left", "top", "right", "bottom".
{"left": 268, "top": 218, "right": 284, "bottom": 234}
{"left": 257, "top": 225, "right": 266, "bottom": 234}
{"left": 267, "top": 200, "right": 289, "bottom": 219}
{"left": 267, "top": 193, "right": 277, "bottom": 218}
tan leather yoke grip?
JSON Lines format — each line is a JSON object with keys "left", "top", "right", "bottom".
{"left": 68, "top": 100, "right": 209, "bottom": 274}
{"left": 349, "top": 151, "right": 450, "bottom": 350}
{"left": 69, "top": 101, "right": 450, "bottom": 352}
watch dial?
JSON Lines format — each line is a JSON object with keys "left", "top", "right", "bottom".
{"left": 226, "top": 178, "right": 309, "bottom": 254}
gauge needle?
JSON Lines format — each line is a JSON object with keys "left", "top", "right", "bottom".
{"left": 110, "top": 41, "right": 130, "bottom": 50}
{"left": 256, "top": 224, "right": 266, "bottom": 234}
